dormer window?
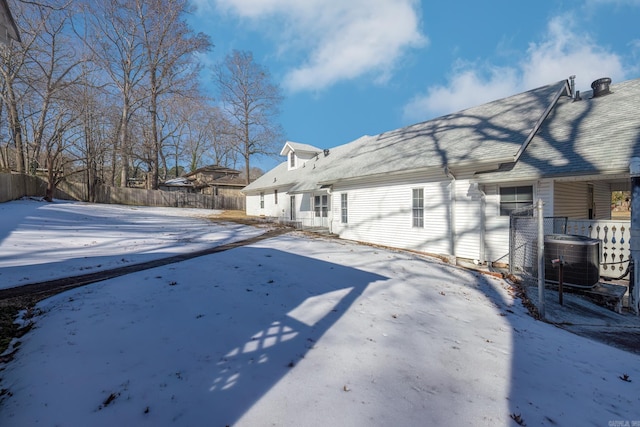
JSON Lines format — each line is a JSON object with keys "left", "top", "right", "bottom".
{"left": 281, "top": 141, "right": 322, "bottom": 171}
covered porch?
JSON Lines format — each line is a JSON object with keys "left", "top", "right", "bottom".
{"left": 274, "top": 190, "right": 332, "bottom": 233}
{"left": 550, "top": 175, "right": 631, "bottom": 280}
{"left": 564, "top": 218, "right": 630, "bottom": 280}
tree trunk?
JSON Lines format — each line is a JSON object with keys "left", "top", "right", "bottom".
{"left": 119, "top": 102, "right": 130, "bottom": 187}
{"left": 44, "top": 156, "right": 56, "bottom": 202}
{"left": 7, "top": 85, "right": 25, "bottom": 173}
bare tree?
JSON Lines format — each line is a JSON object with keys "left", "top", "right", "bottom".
{"left": 20, "top": 3, "right": 86, "bottom": 201}
{"left": 0, "top": 1, "right": 39, "bottom": 173}
{"left": 160, "top": 96, "right": 237, "bottom": 175}
{"left": 205, "top": 105, "right": 237, "bottom": 169}
{"left": 186, "top": 102, "right": 237, "bottom": 171}
{"left": 134, "top": 0, "right": 211, "bottom": 189}
{"left": 214, "top": 50, "right": 284, "bottom": 184}
{"left": 66, "top": 66, "right": 115, "bottom": 201}
{"left": 80, "top": 0, "right": 147, "bottom": 187}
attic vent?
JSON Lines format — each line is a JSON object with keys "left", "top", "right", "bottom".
{"left": 323, "top": 149, "right": 330, "bottom": 157}
{"left": 591, "top": 77, "right": 612, "bottom": 98}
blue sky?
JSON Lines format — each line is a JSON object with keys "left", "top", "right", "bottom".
{"left": 188, "top": 0, "right": 640, "bottom": 171}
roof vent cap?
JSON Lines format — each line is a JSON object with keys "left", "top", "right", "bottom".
{"left": 323, "top": 149, "right": 330, "bottom": 157}
{"left": 591, "top": 77, "right": 612, "bottom": 98}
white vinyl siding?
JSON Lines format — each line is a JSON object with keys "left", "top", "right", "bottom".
{"left": 453, "top": 180, "right": 482, "bottom": 260}
{"left": 554, "top": 181, "right": 613, "bottom": 220}
{"left": 537, "top": 180, "right": 554, "bottom": 217}
{"left": 482, "top": 184, "right": 512, "bottom": 264}
{"left": 593, "top": 181, "right": 612, "bottom": 220}
{"left": 554, "top": 182, "right": 588, "bottom": 218}
{"left": 246, "top": 189, "right": 287, "bottom": 218}
{"left": 333, "top": 179, "right": 451, "bottom": 257}
{"left": 246, "top": 193, "right": 263, "bottom": 215}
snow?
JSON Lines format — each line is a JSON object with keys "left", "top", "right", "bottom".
{"left": 0, "top": 199, "right": 265, "bottom": 289}
{"left": 0, "top": 199, "right": 639, "bottom": 426}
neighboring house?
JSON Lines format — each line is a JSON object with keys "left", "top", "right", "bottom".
{"left": 159, "top": 177, "right": 195, "bottom": 193}
{"left": 183, "top": 165, "right": 245, "bottom": 197}
{"left": 243, "top": 76, "right": 640, "bottom": 266}
{"left": 0, "top": 0, "right": 20, "bottom": 46}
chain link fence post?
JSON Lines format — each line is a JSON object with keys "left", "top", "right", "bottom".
{"left": 537, "top": 199, "right": 545, "bottom": 319}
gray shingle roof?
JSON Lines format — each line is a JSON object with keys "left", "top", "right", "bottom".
{"left": 244, "top": 80, "right": 576, "bottom": 193}
{"left": 477, "top": 78, "right": 640, "bottom": 182}
{"left": 280, "top": 141, "right": 322, "bottom": 156}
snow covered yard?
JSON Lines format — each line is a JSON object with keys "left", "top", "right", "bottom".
{"left": 0, "top": 200, "right": 639, "bottom": 426}
{"left": 0, "top": 199, "right": 266, "bottom": 289}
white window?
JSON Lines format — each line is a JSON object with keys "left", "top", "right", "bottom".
{"left": 260, "top": 192, "right": 264, "bottom": 209}
{"left": 341, "top": 193, "right": 348, "bottom": 223}
{"left": 274, "top": 189, "right": 278, "bottom": 204}
{"left": 412, "top": 188, "right": 424, "bottom": 227}
{"left": 500, "top": 186, "right": 533, "bottom": 216}
{"left": 290, "top": 152, "right": 295, "bottom": 168}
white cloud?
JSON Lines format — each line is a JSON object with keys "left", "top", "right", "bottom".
{"left": 521, "top": 16, "right": 626, "bottom": 91}
{"left": 207, "top": 0, "right": 427, "bottom": 92}
{"left": 585, "top": 0, "right": 640, "bottom": 5}
{"left": 403, "top": 63, "right": 520, "bottom": 123}
{"left": 403, "top": 14, "right": 630, "bottom": 122}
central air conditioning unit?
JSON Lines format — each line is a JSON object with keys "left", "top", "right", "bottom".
{"left": 544, "top": 234, "right": 601, "bottom": 288}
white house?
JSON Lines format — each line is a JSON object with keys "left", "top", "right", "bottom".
{"left": 243, "top": 76, "right": 640, "bottom": 267}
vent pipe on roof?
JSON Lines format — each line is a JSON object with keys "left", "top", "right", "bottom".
{"left": 569, "top": 75, "right": 576, "bottom": 99}
{"left": 323, "top": 149, "right": 330, "bottom": 157}
{"left": 591, "top": 77, "right": 612, "bottom": 98}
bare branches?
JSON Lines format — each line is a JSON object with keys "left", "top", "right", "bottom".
{"left": 214, "top": 50, "right": 284, "bottom": 184}
{"left": 0, "top": 0, "right": 282, "bottom": 197}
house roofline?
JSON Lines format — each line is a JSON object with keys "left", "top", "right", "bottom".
{"left": 318, "top": 157, "right": 514, "bottom": 187}
{"left": 279, "top": 141, "right": 322, "bottom": 156}
{"left": 184, "top": 165, "right": 241, "bottom": 177}
{"left": 242, "top": 183, "right": 295, "bottom": 194}
{"left": 511, "top": 80, "right": 571, "bottom": 163}
{"left": 474, "top": 170, "right": 630, "bottom": 184}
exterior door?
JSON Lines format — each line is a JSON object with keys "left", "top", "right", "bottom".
{"left": 313, "top": 194, "right": 330, "bottom": 227}
{"left": 290, "top": 195, "right": 296, "bottom": 220}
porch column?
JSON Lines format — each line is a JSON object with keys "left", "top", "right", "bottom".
{"left": 629, "top": 157, "right": 640, "bottom": 315}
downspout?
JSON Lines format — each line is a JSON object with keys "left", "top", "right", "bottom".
{"left": 326, "top": 185, "right": 333, "bottom": 234}
{"left": 629, "top": 157, "right": 640, "bottom": 315}
{"left": 479, "top": 186, "right": 486, "bottom": 264}
{"left": 445, "top": 167, "right": 457, "bottom": 264}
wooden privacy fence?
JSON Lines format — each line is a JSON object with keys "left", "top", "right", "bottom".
{"left": 0, "top": 173, "right": 245, "bottom": 211}
{"left": 0, "top": 173, "right": 47, "bottom": 202}
{"left": 93, "top": 184, "right": 245, "bottom": 210}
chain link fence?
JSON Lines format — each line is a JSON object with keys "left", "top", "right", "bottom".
{"left": 509, "top": 203, "right": 567, "bottom": 286}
